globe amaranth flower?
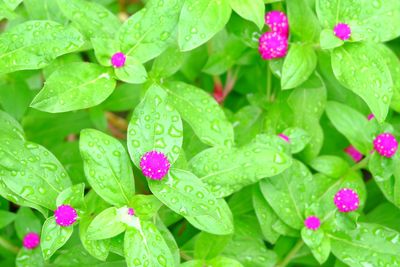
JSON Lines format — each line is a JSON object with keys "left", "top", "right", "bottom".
{"left": 373, "top": 133, "right": 398, "bottom": 158}
{"left": 265, "top": 11, "right": 289, "bottom": 37}
{"left": 334, "top": 188, "right": 360, "bottom": 212}
{"left": 344, "top": 145, "right": 363, "bottom": 162}
{"left": 367, "top": 114, "right": 375, "bottom": 121}
{"left": 23, "top": 232, "right": 40, "bottom": 249}
{"left": 304, "top": 216, "right": 321, "bottom": 231}
{"left": 278, "top": 133, "right": 290, "bottom": 143}
{"left": 140, "top": 150, "right": 170, "bottom": 180}
{"left": 111, "top": 52, "right": 126, "bottom": 68}
{"left": 54, "top": 205, "right": 78, "bottom": 227}
{"left": 128, "top": 208, "right": 135, "bottom": 216}
{"left": 258, "top": 31, "right": 288, "bottom": 60}
{"left": 334, "top": 23, "right": 351, "bottom": 40}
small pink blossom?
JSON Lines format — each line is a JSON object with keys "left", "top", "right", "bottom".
{"left": 258, "top": 31, "right": 288, "bottom": 60}
{"left": 334, "top": 23, "right": 351, "bottom": 40}
{"left": 140, "top": 151, "right": 170, "bottom": 180}
{"left": 334, "top": 188, "right": 360, "bottom": 213}
{"left": 111, "top": 52, "right": 126, "bottom": 68}
{"left": 23, "top": 232, "right": 40, "bottom": 249}
{"left": 344, "top": 145, "right": 363, "bottom": 162}
{"left": 128, "top": 208, "right": 135, "bottom": 216}
{"left": 265, "top": 11, "right": 289, "bottom": 37}
{"left": 54, "top": 205, "right": 78, "bottom": 227}
{"left": 373, "top": 133, "right": 398, "bottom": 158}
{"left": 367, "top": 114, "right": 375, "bottom": 121}
{"left": 304, "top": 216, "right": 321, "bottom": 231}
{"left": 278, "top": 133, "right": 290, "bottom": 143}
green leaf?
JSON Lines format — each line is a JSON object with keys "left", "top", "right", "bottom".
{"left": 91, "top": 37, "right": 119, "bottom": 67}
{"left": 23, "top": 0, "right": 66, "bottom": 23}
{"left": 281, "top": 44, "right": 317, "bottom": 90}
{"left": 150, "top": 45, "right": 185, "bottom": 79}
{"left": 16, "top": 248, "right": 44, "bottom": 267}
{"left": 56, "top": 183, "right": 85, "bottom": 208}
{"left": 325, "top": 101, "right": 373, "bottom": 154}
{"left": 80, "top": 129, "right": 135, "bottom": 207}
{"left": 310, "top": 156, "right": 350, "bottom": 178}
{"left": 118, "top": 0, "right": 184, "bottom": 63}
{"left": 99, "top": 83, "right": 142, "bottom": 112}
{"left": 0, "top": 210, "right": 16, "bottom": 229}
{"left": 87, "top": 207, "right": 126, "bottom": 240}
{"left": 178, "top": 0, "right": 232, "bottom": 51}
{"left": 329, "top": 223, "right": 400, "bottom": 266}
{"left": 14, "top": 207, "right": 41, "bottom": 239}
{"left": 287, "top": 0, "right": 320, "bottom": 41}
{"left": 232, "top": 105, "right": 264, "bottom": 146}
{"left": 331, "top": 43, "right": 392, "bottom": 122}
{"left": 79, "top": 216, "right": 111, "bottom": 261}
{"left": 229, "top": 0, "right": 264, "bottom": 30}
{"left": 207, "top": 256, "right": 244, "bottom": 267}
{"left": 155, "top": 217, "right": 181, "bottom": 266}
{"left": 30, "top": 62, "right": 116, "bottom": 113}
{"left": 57, "top": 0, "right": 120, "bottom": 38}
{"left": 301, "top": 227, "right": 331, "bottom": 264}
{"left": 0, "top": 139, "right": 71, "bottom": 210}
{"left": 124, "top": 220, "right": 175, "bottom": 267}
{"left": 0, "top": 20, "right": 84, "bottom": 74}
{"left": 316, "top": 0, "right": 400, "bottom": 42}
{"left": 0, "top": 109, "right": 25, "bottom": 140}
{"left": 282, "top": 127, "right": 311, "bottom": 154}
{"left": 114, "top": 56, "right": 148, "bottom": 84}
{"left": 3, "top": 0, "right": 22, "bottom": 9}
{"left": 189, "top": 134, "right": 292, "bottom": 197}
{"left": 127, "top": 84, "right": 183, "bottom": 167}
{"left": 131, "top": 195, "right": 163, "bottom": 220}
{"left": 194, "top": 232, "right": 232, "bottom": 259}
{"left": 369, "top": 152, "right": 397, "bottom": 182}
{"left": 164, "top": 81, "right": 234, "bottom": 147}
{"left": 320, "top": 29, "right": 343, "bottom": 50}
{"left": 41, "top": 216, "right": 73, "bottom": 260}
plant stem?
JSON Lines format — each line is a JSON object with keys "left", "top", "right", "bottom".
{"left": 0, "top": 236, "right": 19, "bottom": 254}
{"left": 351, "top": 155, "right": 370, "bottom": 171}
{"left": 277, "top": 239, "right": 304, "bottom": 267}
{"left": 266, "top": 62, "right": 272, "bottom": 101}
{"left": 180, "top": 251, "right": 193, "bottom": 261}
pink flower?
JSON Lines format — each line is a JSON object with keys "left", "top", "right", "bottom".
{"left": 334, "top": 23, "right": 351, "bottom": 41}
{"left": 111, "top": 52, "right": 126, "bottom": 68}
{"left": 54, "top": 205, "right": 78, "bottom": 227}
{"left": 334, "top": 188, "right": 360, "bottom": 212}
{"left": 373, "top": 133, "right": 398, "bottom": 158}
{"left": 278, "top": 133, "right": 290, "bottom": 143}
{"left": 265, "top": 11, "right": 289, "bottom": 37}
{"left": 140, "top": 151, "right": 170, "bottom": 180}
{"left": 304, "top": 216, "right": 321, "bottom": 231}
{"left": 344, "top": 145, "right": 363, "bottom": 162}
{"left": 23, "top": 232, "right": 40, "bottom": 249}
{"left": 258, "top": 31, "right": 288, "bottom": 60}
{"left": 128, "top": 208, "right": 135, "bottom": 216}
{"left": 367, "top": 114, "right": 375, "bottom": 121}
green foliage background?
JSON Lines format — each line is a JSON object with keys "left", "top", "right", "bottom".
{"left": 1, "top": 0, "right": 400, "bottom": 266}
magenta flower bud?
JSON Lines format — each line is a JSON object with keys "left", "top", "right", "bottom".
{"left": 140, "top": 150, "right": 170, "bottom": 180}
{"left": 344, "top": 145, "right": 363, "bottom": 162}
{"left": 23, "top": 232, "right": 40, "bottom": 249}
{"left": 373, "top": 133, "right": 398, "bottom": 158}
{"left": 128, "top": 208, "right": 135, "bottom": 216}
{"left": 304, "top": 216, "right": 321, "bottom": 231}
{"left": 334, "top": 23, "right": 351, "bottom": 40}
{"left": 334, "top": 188, "right": 360, "bottom": 212}
{"left": 111, "top": 52, "right": 126, "bottom": 68}
{"left": 278, "top": 133, "right": 290, "bottom": 143}
{"left": 265, "top": 11, "right": 289, "bottom": 37}
{"left": 367, "top": 114, "right": 375, "bottom": 121}
{"left": 54, "top": 205, "right": 78, "bottom": 227}
{"left": 258, "top": 31, "right": 288, "bottom": 60}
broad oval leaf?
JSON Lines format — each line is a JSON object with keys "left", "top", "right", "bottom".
{"left": 0, "top": 109, "right": 24, "bottom": 140}
{"left": 178, "top": 0, "right": 231, "bottom": 51}
{"left": 229, "top": 0, "right": 264, "bottom": 30}
{"left": 127, "top": 84, "right": 183, "bottom": 167}
{"left": 87, "top": 207, "right": 126, "bottom": 240}
{"left": 30, "top": 62, "right": 116, "bottom": 113}
{"left": 0, "top": 20, "right": 84, "bottom": 74}
{"left": 41, "top": 216, "right": 73, "bottom": 260}
{"left": 114, "top": 56, "right": 148, "bottom": 84}
{"left": 80, "top": 129, "right": 135, "bottom": 207}
{"left": 56, "top": 183, "right": 85, "bottom": 209}
{"left": 79, "top": 217, "right": 111, "bottom": 261}
{"left": 164, "top": 81, "right": 234, "bottom": 147}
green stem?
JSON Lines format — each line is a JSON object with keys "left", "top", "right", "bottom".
{"left": 351, "top": 155, "right": 370, "bottom": 171}
{"left": 277, "top": 239, "right": 304, "bottom": 267}
{"left": 0, "top": 236, "right": 19, "bottom": 254}
{"left": 266, "top": 62, "right": 272, "bottom": 101}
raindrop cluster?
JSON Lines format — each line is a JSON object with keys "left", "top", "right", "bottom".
{"left": 23, "top": 232, "right": 40, "bottom": 249}
{"left": 373, "top": 133, "right": 398, "bottom": 158}
{"left": 54, "top": 205, "right": 78, "bottom": 227}
{"left": 334, "top": 23, "right": 351, "bottom": 41}
{"left": 344, "top": 145, "right": 363, "bottom": 162}
{"left": 140, "top": 150, "right": 171, "bottom": 180}
{"left": 259, "top": 11, "right": 289, "bottom": 60}
{"left": 304, "top": 216, "right": 321, "bottom": 231}
{"left": 334, "top": 188, "right": 360, "bottom": 213}
{"left": 111, "top": 52, "right": 126, "bottom": 68}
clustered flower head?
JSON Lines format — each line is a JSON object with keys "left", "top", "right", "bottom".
{"left": 344, "top": 145, "right": 363, "bottom": 162}
{"left": 334, "top": 23, "right": 351, "bottom": 41}
{"left": 334, "top": 188, "right": 360, "bottom": 212}
{"left": 140, "top": 150, "right": 171, "bottom": 180}
{"left": 128, "top": 208, "right": 135, "bottom": 216}
{"left": 23, "top": 232, "right": 40, "bottom": 249}
{"left": 304, "top": 216, "right": 321, "bottom": 231}
{"left": 373, "top": 133, "right": 398, "bottom": 158}
{"left": 111, "top": 52, "right": 126, "bottom": 68}
{"left": 278, "top": 133, "right": 290, "bottom": 143}
{"left": 367, "top": 114, "right": 375, "bottom": 121}
{"left": 259, "top": 11, "right": 289, "bottom": 60}
{"left": 54, "top": 205, "right": 78, "bottom": 227}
